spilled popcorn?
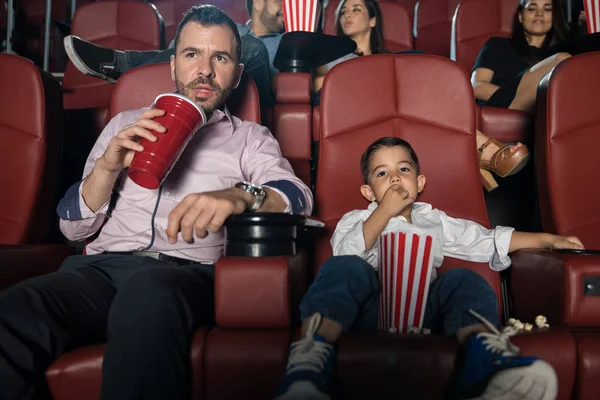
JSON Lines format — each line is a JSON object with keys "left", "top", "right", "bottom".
{"left": 502, "top": 315, "right": 549, "bottom": 335}
{"left": 390, "top": 327, "right": 432, "bottom": 335}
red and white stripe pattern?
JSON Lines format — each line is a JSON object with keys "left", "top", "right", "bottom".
{"left": 283, "top": 0, "right": 319, "bottom": 33}
{"left": 585, "top": 0, "right": 600, "bottom": 34}
{"left": 378, "top": 232, "right": 434, "bottom": 334}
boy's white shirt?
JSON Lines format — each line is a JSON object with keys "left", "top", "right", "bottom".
{"left": 331, "top": 201, "right": 514, "bottom": 277}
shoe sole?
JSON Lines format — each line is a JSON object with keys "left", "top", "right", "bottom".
{"left": 496, "top": 150, "right": 530, "bottom": 178}
{"left": 274, "top": 381, "right": 331, "bottom": 400}
{"left": 476, "top": 360, "right": 558, "bottom": 400}
{"left": 63, "top": 36, "right": 117, "bottom": 83}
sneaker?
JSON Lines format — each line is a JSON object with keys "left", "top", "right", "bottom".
{"left": 64, "top": 35, "right": 124, "bottom": 83}
{"left": 274, "top": 313, "right": 335, "bottom": 400}
{"left": 449, "top": 310, "right": 558, "bottom": 400}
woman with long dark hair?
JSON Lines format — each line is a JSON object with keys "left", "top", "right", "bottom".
{"left": 471, "top": 0, "right": 571, "bottom": 111}
{"left": 313, "top": 0, "right": 387, "bottom": 92}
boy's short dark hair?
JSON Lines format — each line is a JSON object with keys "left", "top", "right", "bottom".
{"left": 360, "top": 137, "right": 421, "bottom": 183}
{"left": 246, "top": 0, "right": 253, "bottom": 15}
{"left": 174, "top": 5, "right": 242, "bottom": 62}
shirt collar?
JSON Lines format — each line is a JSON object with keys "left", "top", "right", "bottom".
{"left": 205, "top": 104, "right": 235, "bottom": 135}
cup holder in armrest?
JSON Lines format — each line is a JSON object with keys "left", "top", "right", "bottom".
{"left": 553, "top": 249, "right": 600, "bottom": 256}
{"left": 224, "top": 213, "right": 307, "bottom": 257}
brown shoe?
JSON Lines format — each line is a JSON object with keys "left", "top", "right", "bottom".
{"left": 478, "top": 138, "right": 530, "bottom": 192}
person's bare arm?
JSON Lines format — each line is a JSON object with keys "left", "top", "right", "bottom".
{"left": 471, "top": 68, "right": 500, "bottom": 102}
{"left": 313, "top": 65, "right": 328, "bottom": 94}
{"left": 509, "top": 231, "right": 585, "bottom": 252}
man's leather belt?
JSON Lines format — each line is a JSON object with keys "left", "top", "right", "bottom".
{"left": 109, "top": 251, "right": 198, "bottom": 266}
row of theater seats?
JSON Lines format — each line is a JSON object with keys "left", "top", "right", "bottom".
{"left": 325, "top": 0, "right": 517, "bottom": 70}
{"left": 7, "top": 0, "right": 247, "bottom": 70}
{"left": 2, "top": 50, "right": 600, "bottom": 399}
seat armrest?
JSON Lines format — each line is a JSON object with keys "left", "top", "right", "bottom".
{"left": 0, "top": 244, "right": 75, "bottom": 290}
{"left": 510, "top": 250, "right": 600, "bottom": 327}
{"left": 215, "top": 251, "right": 308, "bottom": 328}
{"left": 476, "top": 106, "right": 534, "bottom": 144}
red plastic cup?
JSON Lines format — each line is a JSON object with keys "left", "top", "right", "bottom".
{"left": 378, "top": 232, "right": 435, "bottom": 334}
{"left": 128, "top": 93, "right": 206, "bottom": 189}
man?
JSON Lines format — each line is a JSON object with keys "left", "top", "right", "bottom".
{"left": 64, "top": 0, "right": 286, "bottom": 106}
{"left": 0, "top": 5, "right": 312, "bottom": 400}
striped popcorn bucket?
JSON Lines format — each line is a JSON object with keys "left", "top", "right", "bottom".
{"left": 585, "top": 0, "right": 600, "bottom": 34}
{"left": 283, "top": 0, "right": 320, "bottom": 33}
{"left": 378, "top": 232, "right": 435, "bottom": 334}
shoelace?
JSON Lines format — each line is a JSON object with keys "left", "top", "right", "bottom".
{"left": 286, "top": 313, "right": 332, "bottom": 374}
{"left": 469, "top": 309, "right": 520, "bottom": 357}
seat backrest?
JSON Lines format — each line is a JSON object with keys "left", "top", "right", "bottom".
{"left": 323, "top": 0, "right": 341, "bottom": 35}
{"left": 21, "top": 0, "right": 68, "bottom": 25}
{"left": 1, "top": 0, "right": 7, "bottom": 30}
{"left": 0, "top": 54, "right": 62, "bottom": 244}
{"left": 535, "top": 52, "right": 600, "bottom": 249}
{"left": 414, "top": 0, "right": 461, "bottom": 57}
{"left": 379, "top": 1, "right": 414, "bottom": 52}
{"left": 323, "top": 0, "right": 414, "bottom": 51}
{"left": 317, "top": 54, "right": 502, "bottom": 300}
{"left": 272, "top": 73, "right": 313, "bottom": 187}
{"left": 152, "top": 0, "right": 199, "bottom": 45}
{"left": 451, "top": 0, "right": 515, "bottom": 71}
{"left": 109, "top": 62, "right": 261, "bottom": 123}
{"left": 62, "top": 1, "right": 165, "bottom": 110}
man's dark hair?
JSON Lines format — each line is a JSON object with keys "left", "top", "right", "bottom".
{"left": 174, "top": 5, "right": 242, "bottom": 62}
{"left": 360, "top": 137, "right": 420, "bottom": 183}
{"left": 246, "top": 0, "right": 253, "bottom": 15}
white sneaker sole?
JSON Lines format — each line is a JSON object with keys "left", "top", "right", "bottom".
{"left": 63, "top": 36, "right": 116, "bottom": 83}
{"left": 476, "top": 360, "right": 558, "bottom": 400}
{"left": 274, "top": 381, "right": 331, "bottom": 400}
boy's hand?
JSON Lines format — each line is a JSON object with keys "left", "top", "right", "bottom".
{"left": 379, "top": 184, "right": 415, "bottom": 219}
{"left": 550, "top": 235, "right": 585, "bottom": 250}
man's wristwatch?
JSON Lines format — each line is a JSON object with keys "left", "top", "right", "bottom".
{"left": 235, "top": 181, "right": 266, "bottom": 212}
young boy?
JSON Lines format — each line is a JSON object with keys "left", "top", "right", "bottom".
{"left": 274, "top": 137, "right": 584, "bottom": 400}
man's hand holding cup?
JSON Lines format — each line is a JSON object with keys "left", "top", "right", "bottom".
{"left": 98, "top": 108, "right": 165, "bottom": 173}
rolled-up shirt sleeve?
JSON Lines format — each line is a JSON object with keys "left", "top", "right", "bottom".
{"left": 241, "top": 123, "right": 313, "bottom": 215}
{"left": 330, "top": 209, "right": 379, "bottom": 268}
{"left": 439, "top": 210, "right": 515, "bottom": 271}
{"left": 57, "top": 113, "right": 129, "bottom": 241}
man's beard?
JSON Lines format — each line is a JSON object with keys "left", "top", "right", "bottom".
{"left": 175, "top": 75, "right": 232, "bottom": 118}
{"left": 260, "top": 9, "right": 285, "bottom": 34}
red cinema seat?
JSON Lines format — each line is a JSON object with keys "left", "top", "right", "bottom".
{"left": 323, "top": 0, "right": 341, "bottom": 35}
{"left": 0, "top": 54, "right": 74, "bottom": 289}
{"left": 451, "top": 0, "right": 515, "bottom": 71}
{"left": 272, "top": 72, "right": 313, "bottom": 187}
{"left": 62, "top": 1, "right": 165, "bottom": 110}
{"left": 414, "top": 0, "right": 461, "bottom": 57}
{"left": 108, "top": 62, "right": 260, "bottom": 123}
{"left": 379, "top": 1, "right": 414, "bottom": 52}
{"left": 47, "top": 61, "right": 307, "bottom": 400}
{"left": 315, "top": 53, "right": 576, "bottom": 399}
{"left": 511, "top": 52, "right": 600, "bottom": 328}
